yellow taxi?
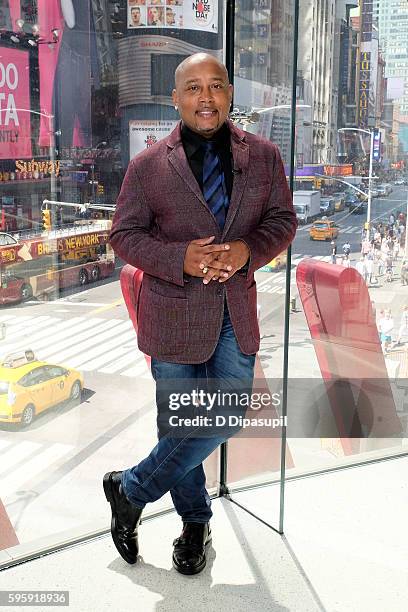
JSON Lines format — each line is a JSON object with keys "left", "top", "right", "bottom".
{"left": 261, "top": 249, "right": 288, "bottom": 272}
{"left": 309, "top": 218, "right": 339, "bottom": 241}
{"left": 0, "top": 350, "right": 84, "bottom": 426}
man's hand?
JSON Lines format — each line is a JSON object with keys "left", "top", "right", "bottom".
{"left": 199, "top": 240, "right": 250, "bottom": 284}
{"left": 183, "top": 236, "right": 231, "bottom": 277}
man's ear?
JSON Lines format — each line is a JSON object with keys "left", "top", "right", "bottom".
{"left": 172, "top": 89, "right": 178, "bottom": 108}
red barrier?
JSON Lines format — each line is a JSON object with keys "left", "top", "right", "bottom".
{"left": 296, "top": 259, "right": 402, "bottom": 453}
{"left": 0, "top": 499, "right": 19, "bottom": 552}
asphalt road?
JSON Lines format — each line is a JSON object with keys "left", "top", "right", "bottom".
{"left": 293, "top": 185, "right": 408, "bottom": 256}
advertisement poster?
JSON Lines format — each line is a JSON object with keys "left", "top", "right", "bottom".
{"left": 127, "top": 0, "right": 218, "bottom": 33}
{"left": 129, "top": 120, "right": 178, "bottom": 158}
{"left": 0, "top": 48, "right": 32, "bottom": 160}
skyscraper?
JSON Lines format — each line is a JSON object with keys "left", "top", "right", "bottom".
{"left": 374, "top": 0, "right": 408, "bottom": 115}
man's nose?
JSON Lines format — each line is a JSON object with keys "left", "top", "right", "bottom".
{"left": 199, "top": 86, "right": 215, "bottom": 102}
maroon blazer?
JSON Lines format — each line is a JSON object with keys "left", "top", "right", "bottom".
{"left": 110, "top": 119, "right": 297, "bottom": 363}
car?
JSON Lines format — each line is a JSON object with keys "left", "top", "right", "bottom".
{"left": 320, "top": 197, "right": 335, "bottom": 216}
{"left": 309, "top": 218, "right": 339, "bottom": 241}
{"left": 0, "top": 350, "right": 84, "bottom": 426}
{"left": 262, "top": 249, "right": 288, "bottom": 272}
{"left": 395, "top": 178, "right": 404, "bottom": 185}
{"left": 332, "top": 192, "right": 346, "bottom": 211}
{"left": 376, "top": 184, "right": 387, "bottom": 197}
{"left": 345, "top": 194, "right": 360, "bottom": 208}
{"left": 351, "top": 201, "right": 368, "bottom": 215}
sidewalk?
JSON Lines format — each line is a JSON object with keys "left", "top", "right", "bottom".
{"left": 1, "top": 456, "right": 407, "bottom": 612}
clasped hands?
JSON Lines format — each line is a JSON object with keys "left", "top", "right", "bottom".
{"left": 184, "top": 236, "right": 249, "bottom": 284}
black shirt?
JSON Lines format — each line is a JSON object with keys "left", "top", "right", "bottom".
{"left": 180, "top": 122, "right": 233, "bottom": 200}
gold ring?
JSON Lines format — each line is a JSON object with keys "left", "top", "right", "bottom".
{"left": 202, "top": 266, "right": 208, "bottom": 274}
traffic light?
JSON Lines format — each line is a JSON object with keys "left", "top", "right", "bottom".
{"left": 97, "top": 183, "right": 104, "bottom": 196}
{"left": 42, "top": 209, "right": 52, "bottom": 231}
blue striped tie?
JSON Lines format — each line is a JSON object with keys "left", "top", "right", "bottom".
{"left": 202, "top": 141, "right": 229, "bottom": 229}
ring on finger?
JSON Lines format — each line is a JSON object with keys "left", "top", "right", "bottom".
{"left": 202, "top": 266, "right": 208, "bottom": 274}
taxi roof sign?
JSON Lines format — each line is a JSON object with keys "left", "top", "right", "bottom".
{"left": 2, "top": 349, "right": 36, "bottom": 368}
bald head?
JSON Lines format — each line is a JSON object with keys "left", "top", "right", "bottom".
{"left": 172, "top": 53, "right": 233, "bottom": 139}
{"left": 174, "top": 53, "right": 229, "bottom": 89}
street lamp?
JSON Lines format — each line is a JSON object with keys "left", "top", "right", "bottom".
{"left": 338, "top": 127, "right": 375, "bottom": 239}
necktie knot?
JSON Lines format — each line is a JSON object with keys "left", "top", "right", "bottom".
{"left": 202, "top": 140, "right": 216, "bottom": 153}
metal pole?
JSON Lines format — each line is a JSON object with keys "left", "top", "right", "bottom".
{"left": 366, "top": 129, "right": 374, "bottom": 240}
{"left": 50, "top": 115, "right": 56, "bottom": 203}
{"left": 405, "top": 188, "right": 408, "bottom": 258}
{"left": 91, "top": 163, "right": 96, "bottom": 203}
{"left": 218, "top": 0, "right": 236, "bottom": 497}
{"left": 279, "top": 0, "right": 300, "bottom": 536}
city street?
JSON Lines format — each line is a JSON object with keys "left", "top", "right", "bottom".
{"left": 1, "top": 187, "right": 408, "bottom": 543}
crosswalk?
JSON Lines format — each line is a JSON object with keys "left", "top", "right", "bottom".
{"left": 0, "top": 256, "right": 331, "bottom": 365}
{"left": 0, "top": 314, "right": 150, "bottom": 379}
{"left": 257, "top": 254, "right": 331, "bottom": 294}
{"left": 297, "top": 224, "right": 363, "bottom": 234}
{"left": 0, "top": 438, "right": 74, "bottom": 500}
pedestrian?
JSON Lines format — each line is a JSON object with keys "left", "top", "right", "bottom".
{"left": 401, "top": 260, "right": 408, "bottom": 286}
{"left": 395, "top": 305, "right": 408, "bottom": 346}
{"left": 378, "top": 309, "right": 394, "bottom": 353}
{"left": 386, "top": 252, "right": 394, "bottom": 282}
{"left": 366, "top": 252, "right": 374, "bottom": 284}
{"left": 393, "top": 236, "right": 400, "bottom": 260}
{"left": 104, "top": 53, "right": 297, "bottom": 574}
{"left": 342, "top": 240, "right": 351, "bottom": 257}
{"left": 361, "top": 238, "right": 371, "bottom": 256}
{"left": 330, "top": 240, "right": 337, "bottom": 264}
{"left": 356, "top": 256, "right": 368, "bottom": 283}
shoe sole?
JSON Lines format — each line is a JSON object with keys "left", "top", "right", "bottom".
{"left": 103, "top": 472, "right": 137, "bottom": 565}
{"left": 172, "top": 536, "right": 212, "bottom": 576}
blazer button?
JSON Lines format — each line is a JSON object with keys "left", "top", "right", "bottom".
{"left": 216, "top": 287, "right": 223, "bottom": 297}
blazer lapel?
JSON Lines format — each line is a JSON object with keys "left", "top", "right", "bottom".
{"left": 167, "top": 124, "right": 208, "bottom": 210}
{"left": 166, "top": 119, "right": 250, "bottom": 233}
{"left": 222, "top": 122, "right": 249, "bottom": 237}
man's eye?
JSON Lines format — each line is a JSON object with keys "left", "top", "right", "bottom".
{"left": 189, "top": 85, "right": 199, "bottom": 91}
{"left": 212, "top": 84, "right": 222, "bottom": 88}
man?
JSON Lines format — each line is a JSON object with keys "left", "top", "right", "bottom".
{"left": 396, "top": 304, "right": 408, "bottom": 346}
{"left": 165, "top": 6, "right": 175, "bottom": 25}
{"left": 330, "top": 240, "right": 337, "bottom": 264}
{"left": 130, "top": 6, "right": 145, "bottom": 26}
{"left": 342, "top": 241, "right": 350, "bottom": 257}
{"left": 104, "top": 53, "right": 297, "bottom": 575}
{"left": 356, "top": 256, "right": 368, "bottom": 283}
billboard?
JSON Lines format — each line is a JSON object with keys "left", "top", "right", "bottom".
{"left": 127, "top": 0, "right": 218, "bottom": 33}
{"left": 0, "top": 48, "right": 32, "bottom": 160}
{"left": 129, "top": 119, "right": 178, "bottom": 158}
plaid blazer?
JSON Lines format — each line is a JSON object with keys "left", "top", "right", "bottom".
{"left": 110, "top": 119, "right": 297, "bottom": 363}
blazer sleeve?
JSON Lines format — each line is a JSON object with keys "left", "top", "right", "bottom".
{"left": 239, "top": 144, "right": 297, "bottom": 277}
{"left": 109, "top": 159, "right": 189, "bottom": 287}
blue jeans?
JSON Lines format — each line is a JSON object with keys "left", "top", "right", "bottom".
{"left": 121, "top": 303, "right": 256, "bottom": 523}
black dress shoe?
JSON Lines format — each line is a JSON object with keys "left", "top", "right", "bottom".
{"left": 172, "top": 522, "right": 212, "bottom": 575}
{"left": 103, "top": 470, "right": 143, "bottom": 565}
